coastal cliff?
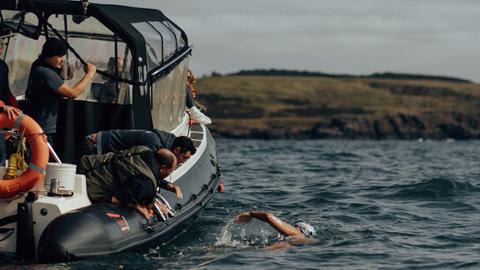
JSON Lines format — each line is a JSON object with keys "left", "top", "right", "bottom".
{"left": 195, "top": 74, "right": 480, "bottom": 139}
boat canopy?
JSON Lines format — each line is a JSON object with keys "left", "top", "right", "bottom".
{"left": 0, "top": 0, "right": 191, "bottom": 84}
{"left": 0, "top": 0, "right": 191, "bottom": 162}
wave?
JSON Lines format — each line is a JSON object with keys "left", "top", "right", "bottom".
{"left": 375, "top": 177, "right": 479, "bottom": 200}
{"left": 321, "top": 152, "right": 362, "bottom": 161}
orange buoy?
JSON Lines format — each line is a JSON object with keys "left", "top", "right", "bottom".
{"left": 217, "top": 178, "right": 224, "bottom": 193}
{"left": 0, "top": 101, "right": 49, "bottom": 198}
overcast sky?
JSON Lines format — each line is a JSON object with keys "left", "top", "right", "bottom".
{"left": 95, "top": 0, "right": 480, "bottom": 82}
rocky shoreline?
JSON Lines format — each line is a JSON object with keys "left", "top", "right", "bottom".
{"left": 208, "top": 113, "right": 480, "bottom": 140}
{"left": 196, "top": 75, "right": 480, "bottom": 140}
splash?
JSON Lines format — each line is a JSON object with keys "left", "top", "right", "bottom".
{"left": 215, "top": 218, "right": 246, "bottom": 248}
{"left": 215, "top": 218, "right": 279, "bottom": 248}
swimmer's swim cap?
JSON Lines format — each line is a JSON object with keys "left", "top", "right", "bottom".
{"left": 295, "top": 222, "right": 316, "bottom": 237}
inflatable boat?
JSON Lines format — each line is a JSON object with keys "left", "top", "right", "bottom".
{"left": 0, "top": 0, "right": 221, "bottom": 262}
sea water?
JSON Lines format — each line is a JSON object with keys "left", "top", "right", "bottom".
{"left": 2, "top": 139, "right": 480, "bottom": 269}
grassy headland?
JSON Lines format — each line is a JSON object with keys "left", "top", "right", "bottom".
{"left": 195, "top": 72, "right": 480, "bottom": 139}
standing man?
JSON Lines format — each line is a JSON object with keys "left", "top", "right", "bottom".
{"left": 25, "top": 38, "right": 96, "bottom": 146}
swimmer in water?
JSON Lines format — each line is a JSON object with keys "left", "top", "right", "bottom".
{"left": 235, "top": 211, "right": 316, "bottom": 249}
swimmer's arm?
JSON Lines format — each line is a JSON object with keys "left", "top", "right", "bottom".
{"left": 265, "top": 241, "right": 292, "bottom": 250}
{"left": 249, "top": 211, "right": 301, "bottom": 237}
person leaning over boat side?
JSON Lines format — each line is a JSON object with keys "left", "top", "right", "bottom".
{"left": 24, "top": 38, "right": 96, "bottom": 147}
{"left": 82, "top": 129, "right": 196, "bottom": 165}
{"left": 235, "top": 211, "right": 316, "bottom": 249}
{"left": 78, "top": 146, "right": 182, "bottom": 219}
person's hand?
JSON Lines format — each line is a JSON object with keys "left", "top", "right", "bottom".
{"left": 135, "top": 204, "right": 152, "bottom": 219}
{"left": 83, "top": 63, "right": 97, "bottom": 77}
{"left": 173, "top": 184, "right": 183, "bottom": 199}
{"left": 87, "top": 133, "right": 97, "bottom": 144}
{"left": 235, "top": 212, "right": 252, "bottom": 224}
{"left": 2, "top": 105, "right": 21, "bottom": 119}
{"left": 158, "top": 202, "right": 169, "bottom": 216}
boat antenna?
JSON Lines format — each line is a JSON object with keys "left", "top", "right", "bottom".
{"left": 81, "top": 0, "right": 89, "bottom": 15}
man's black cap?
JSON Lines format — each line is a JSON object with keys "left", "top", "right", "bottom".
{"left": 41, "top": 38, "right": 67, "bottom": 58}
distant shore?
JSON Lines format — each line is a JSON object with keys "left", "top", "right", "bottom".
{"left": 195, "top": 72, "right": 480, "bottom": 140}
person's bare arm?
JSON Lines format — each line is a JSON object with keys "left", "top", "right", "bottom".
{"left": 166, "top": 183, "right": 183, "bottom": 199}
{"left": 236, "top": 211, "right": 303, "bottom": 238}
{"left": 56, "top": 63, "right": 96, "bottom": 99}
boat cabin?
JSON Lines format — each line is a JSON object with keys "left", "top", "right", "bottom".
{"left": 0, "top": 0, "right": 192, "bottom": 162}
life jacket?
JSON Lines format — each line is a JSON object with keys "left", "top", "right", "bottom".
{"left": 78, "top": 145, "right": 158, "bottom": 203}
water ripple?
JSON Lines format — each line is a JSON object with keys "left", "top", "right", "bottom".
{"left": 4, "top": 139, "right": 480, "bottom": 269}
{"left": 370, "top": 177, "right": 479, "bottom": 200}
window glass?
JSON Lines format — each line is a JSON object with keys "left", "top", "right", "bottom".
{"left": 1, "top": 10, "right": 23, "bottom": 23}
{"left": 48, "top": 15, "right": 133, "bottom": 104}
{"left": 48, "top": 14, "right": 112, "bottom": 36}
{"left": 1, "top": 10, "right": 34, "bottom": 28}
{"left": 132, "top": 20, "right": 185, "bottom": 72}
{"left": 163, "top": 21, "right": 185, "bottom": 48}
{"left": 2, "top": 33, "right": 45, "bottom": 95}
{"left": 2, "top": 14, "right": 133, "bottom": 105}
{"left": 149, "top": 21, "right": 176, "bottom": 58}
{"left": 1, "top": 11, "right": 39, "bottom": 38}
{"left": 131, "top": 22, "right": 162, "bottom": 71}
{"left": 151, "top": 57, "right": 188, "bottom": 131}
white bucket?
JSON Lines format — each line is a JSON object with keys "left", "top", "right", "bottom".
{"left": 44, "top": 163, "right": 77, "bottom": 192}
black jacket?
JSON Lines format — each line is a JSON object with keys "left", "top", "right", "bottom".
{"left": 97, "top": 129, "right": 176, "bottom": 154}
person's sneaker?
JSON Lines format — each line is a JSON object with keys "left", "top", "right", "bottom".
{"left": 189, "top": 106, "right": 212, "bottom": 125}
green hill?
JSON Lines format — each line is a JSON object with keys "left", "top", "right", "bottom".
{"left": 230, "top": 69, "right": 472, "bottom": 83}
{"left": 195, "top": 75, "right": 480, "bottom": 139}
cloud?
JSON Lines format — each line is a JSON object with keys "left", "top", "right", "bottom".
{"left": 94, "top": 0, "right": 480, "bottom": 81}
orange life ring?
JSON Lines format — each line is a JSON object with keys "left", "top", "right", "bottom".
{"left": 0, "top": 101, "right": 49, "bottom": 198}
